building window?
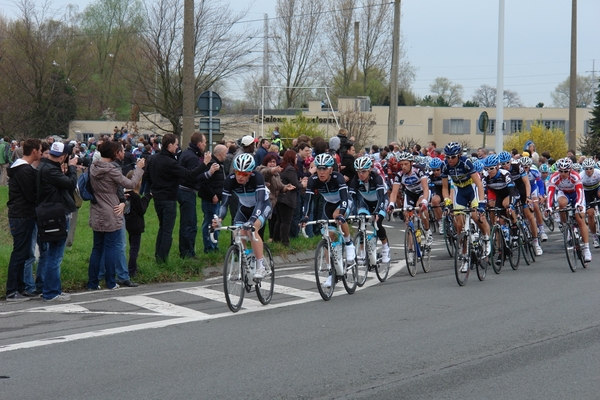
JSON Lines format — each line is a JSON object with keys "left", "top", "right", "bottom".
{"left": 510, "top": 120, "right": 522, "bottom": 133}
{"left": 543, "top": 120, "right": 565, "bottom": 131}
{"left": 428, "top": 118, "right": 433, "bottom": 135}
{"left": 83, "top": 133, "right": 95, "bottom": 142}
{"left": 450, "top": 119, "right": 464, "bottom": 134}
{"left": 488, "top": 119, "right": 495, "bottom": 134}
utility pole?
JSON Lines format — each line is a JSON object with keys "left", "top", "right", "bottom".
{"left": 568, "top": 0, "right": 577, "bottom": 151}
{"left": 387, "top": 0, "right": 401, "bottom": 145}
{"left": 495, "top": 0, "right": 505, "bottom": 153}
{"left": 354, "top": 21, "right": 359, "bottom": 82}
{"left": 182, "top": 0, "right": 195, "bottom": 147}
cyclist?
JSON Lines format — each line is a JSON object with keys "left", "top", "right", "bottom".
{"left": 581, "top": 157, "right": 600, "bottom": 248}
{"left": 349, "top": 156, "right": 391, "bottom": 263}
{"left": 520, "top": 156, "right": 547, "bottom": 249}
{"left": 428, "top": 157, "right": 444, "bottom": 233}
{"left": 545, "top": 157, "right": 592, "bottom": 262}
{"left": 301, "top": 153, "right": 356, "bottom": 288}
{"left": 213, "top": 154, "right": 271, "bottom": 279}
{"left": 388, "top": 152, "right": 433, "bottom": 248}
{"left": 498, "top": 151, "right": 542, "bottom": 255}
{"left": 482, "top": 154, "right": 519, "bottom": 265}
{"left": 441, "top": 142, "right": 490, "bottom": 272}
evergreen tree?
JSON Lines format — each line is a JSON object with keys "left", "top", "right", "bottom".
{"left": 579, "top": 82, "right": 600, "bottom": 156}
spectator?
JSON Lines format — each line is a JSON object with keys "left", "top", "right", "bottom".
{"left": 524, "top": 140, "right": 540, "bottom": 165}
{"left": 274, "top": 150, "right": 301, "bottom": 246}
{"left": 224, "top": 144, "right": 237, "bottom": 176}
{"left": 121, "top": 143, "right": 136, "bottom": 176}
{"left": 199, "top": 144, "right": 227, "bottom": 253}
{"left": 177, "top": 132, "right": 210, "bottom": 259}
{"left": 37, "top": 141, "right": 78, "bottom": 301}
{"left": 0, "top": 137, "right": 10, "bottom": 186}
{"left": 257, "top": 154, "right": 284, "bottom": 241}
{"left": 5, "top": 138, "right": 42, "bottom": 301}
{"left": 124, "top": 171, "right": 153, "bottom": 278}
{"left": 477, "top": 147, "right": 487, "bottom": 159}
{"left": 86, "top": 141, "right": 145, "bottom": 290}
{"left": 340, "top": 144, "right": 357, "bottom": 183}
{"left": 271, "top": 126, "right": 283, "bottom": 150}
{"left": 255, "top": 138, "right": 270, "bottom": 166}
{"left": 291, "top": 143, "right": 314, "bottom": 238}
{"left": 336, "top": 128, "right": 352, "bottom": 154}
{"left": 145, "top": 133, "right": 216, "bottom": 262}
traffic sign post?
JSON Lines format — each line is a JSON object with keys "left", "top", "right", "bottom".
{"left": 479, "top": 111, "right": 489, "bottom": 148}
{"left": 197, "top": 91, "right": 222, "bottom": 151}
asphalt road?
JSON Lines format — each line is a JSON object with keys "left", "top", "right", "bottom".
{"left": 2, "top": 221, "right": 600, "bottom": 399}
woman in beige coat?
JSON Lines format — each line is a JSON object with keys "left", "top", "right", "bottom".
{"left": 86, "top": 141, "right": 145, "bottom": 290}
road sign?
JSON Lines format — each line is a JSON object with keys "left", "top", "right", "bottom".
{"left": 197, "top": 91, "right": 221, "bottom": 116}
{"left": 478, "top": 111, "right": 489, "bottom": 133}
{"left": 199, "top": 117, "right": 220, "bottom": 132}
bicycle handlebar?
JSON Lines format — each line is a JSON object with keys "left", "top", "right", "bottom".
{"left": 209, "top": 225, "right": 259, "bottom": 244}
{"left": 300, "top": 219, "right": 337, "bottom": 238}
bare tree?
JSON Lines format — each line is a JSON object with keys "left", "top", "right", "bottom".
{"left": 551, "top": 74, "right": 596, "bottom": 108}
{"left": 472, "top": 84, "right": 523, "bottom": 107}
{"left": 359, "top": 0, "right": 392, "bottom": 93}
{"left": 338, "top": 109, "right": 376, "bottom": 151}
{"left": 271, "top": 0, "right": 324, "bottom": 108}
{"left": 324, "top": 0, "right": 356, "bottom": 97}
{"left": 126, "top": 0, "right": 257, "bottom": 136}
{"left": 430, "top": 77, "right": 463, "bottom": 106}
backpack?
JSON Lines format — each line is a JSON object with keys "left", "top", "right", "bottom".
{"left": 77, "top": 166, "right": 97, "bottom": 204}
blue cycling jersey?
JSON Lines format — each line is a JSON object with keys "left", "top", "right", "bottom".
{"left": 304, "top": 172, "right": 349, "bottom": 217}
{"left": 218, "top": 172, "right": 270, "bottom": 224}
{"left": 349, "top": 171, "right": 388, "bottom": 215}
{"left": 441, "top": 156, "right": 476, "bottom": 187}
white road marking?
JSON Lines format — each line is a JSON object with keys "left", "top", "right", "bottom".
{"left": 0, "top": 262, "right": 404, "bottom": 354}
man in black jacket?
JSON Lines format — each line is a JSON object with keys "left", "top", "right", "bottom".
{"left": 199, "top": 144, "right": 226, "bottom": 253}
{"left": 177, "top": 132, "right": 209, "bottom": 259}
{"left": 37, "top": 141, "right": 78, "bottom": 301}
{"left": 146, "top": 133, "right": 218, "bottom": 262}
{"left": 5, "top": 139, "right": 42, "bottom": 301}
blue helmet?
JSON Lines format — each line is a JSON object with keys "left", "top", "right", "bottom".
{"left": 483, "top": 154, "right": 499, "bottom": 168}
{"left": 539, "top": 163, "right": 550, "bottom": 173}
{"left": 314, "top": 153, "right": 335, "bottom": 167}
{"left": 473, "top": 160, "right": 484, "bottom": 173}
{"left": 232, "top": 153, "right": 255, "bottom": 172}
{"left": 428, "top": 157, "right": 443, "bottom": 169}
{"left": 498, "top": 151, "right": 512, "bottom": 164}
{"left": 354, "top": 156, "right": 373, "bottom": 170}
{"left": 444, "top": 142, "right": 462, "bottom": 156}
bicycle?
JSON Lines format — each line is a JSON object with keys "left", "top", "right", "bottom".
{"left": 539, "top": 200, "right": 555, "bottom": 232}
{"left": 210, "top": 225, "right": 274, "bottom": 313}
{"left": 554, "top": 206, "right": 588, "bottom": 272}
{"left": 351, "top": 214, "right": 390, "bottom": 286}
{"left": 302, "top": 219, "right": 358, "bottom": 300}
{"left": 514, "top": 203, "right": 536, "bottom": 266}
{"left": 398, "top": 207, "right": 431, "bottom": 277}
{"left": 451, "top": 207, "right": 489, "bottom": 286}
{"left": 487, "top": 207, "right": 521, "bottom": 273}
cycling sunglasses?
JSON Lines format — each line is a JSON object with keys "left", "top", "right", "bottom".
{"left": 447, "top": 155, "right": 459, "bottom": 159}
{"left": 484, "top": 166, "right": 497, "bottom": 171}
{"left": 234, "top": 171, "right": 251, "bottom": 177}
{"left": 316, "top": 166, "right": 329, "bottom": 171}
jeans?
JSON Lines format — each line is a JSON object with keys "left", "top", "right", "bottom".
{"left": 38, "top": 216, "right": 70, "bottom": 300}
{"left": 273, "top": 203, "right": 295, "bottom": 246}
{"left": 154, "top": 200, "right": 177, "bottom": 262}
{"left": 98, "top": 220, "right": 130, "bottom": 282}
{"left": 291, "top": 192, "right": 313, "bottom": 238}
{"left": 177, "top": 189, "right": 197, "bottom": 258}
{"left": 23, "top": 223, "right": 38, "bottom": 293}
{"left": 87, "top": 230, "right": 120, "bottom": 290}
{"left": 202, "top": 199, "right": 220, "bottom": 252}
{"left": 6, "top": 218, "right": 36, "bottom": 294}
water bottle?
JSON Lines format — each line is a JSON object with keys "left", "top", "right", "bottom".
{"left": 368, "top": 234, "right": 377, "bottom": 265}
{"left": 415, "top": 229, "right": 422, "bottom": 245}
{"left": 501, "top": 225, "right": 510, "bottom": 243}
{"left": 245, "top": 249, "right": 256, "bottom": 273}
{"left": 334, "top": 243, "right": 344, "bottom": 275}
{"left": 472, "top": 231, "right": 479, "bottom": 245}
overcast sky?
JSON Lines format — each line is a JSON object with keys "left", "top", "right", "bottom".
{"left": 2, "top": 0, "right": 599, "bottom": 107}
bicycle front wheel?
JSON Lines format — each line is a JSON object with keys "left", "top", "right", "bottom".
{"left": 564, "top": 226, "right": 578, "bottom": 272}
{"left": 405, "top": 226, "right": 417, "bottom": 277}
{"left": 315, "top": 240, "right": 335, "bottom": 300}
{"left": 342, "top": 245, "right": 358, "bottom": 295}
{"left": 508, "top": 234, "right": 521, "bottom": 271}
{"left": 454, "top": 233, "right": 470, "bottom": 286}
{"left": 353, "top": 232, "right": 368, "bottom": 287}
{"left": 256, "top": 243, "right": 275, "bottom": 305}
{"left": 490, "top": 225, "right": 504, "bottom": 274}
{"left": 376, "top": 255, "right": 390, "bottom": 282}
{"left": 476, "top": 244, "right": 488, "bottom": 281}
{"left": 520, "top": 223, "right": 532, "bottom": 266}
{"left": 223, "top": 245, "right": 245, "bottom": 312}
{"left": 421, "top": 236, "right": 431, "bottom": 273}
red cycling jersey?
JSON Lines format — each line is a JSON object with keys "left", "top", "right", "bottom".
{"left": 546, "top": 170, "right": 584, "bottom": 208}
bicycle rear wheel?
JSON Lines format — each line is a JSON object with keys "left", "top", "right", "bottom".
{"left": 255, "top": 243, "right": 275, "bottom": 305}
{"left": 405, "top": 226, "right": 417, "bottom": 277}
{"left": 421, "top": 238, "right": 431, "bottom": 273}
{"left": 353, "top": 232, "right": 368, "bottom": 287}
{"left": 476, "top": 243, "right": 488, "bottom": 281}
{"left": 376, "top": 256, "right": 390, "bottom": 282}
{"left": 520, "top": 222, "right": 533, "bottom": 266}
{"left": 490, "top": 225, "right": 504, "bottom": 274}
{"left": 443, "top": 217, "right": 456, "bottom": 258}
{"left": 223, "top": 245, "right": 245, "bottom": 312}
{"left": 564, "top": 226, "right": 578, "bottom": 272}
{"left": 454, "top": 233, "right": 470, "bottom": 286}
{"left": 341, "top": 246, "right": 358, "bottom": 295}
